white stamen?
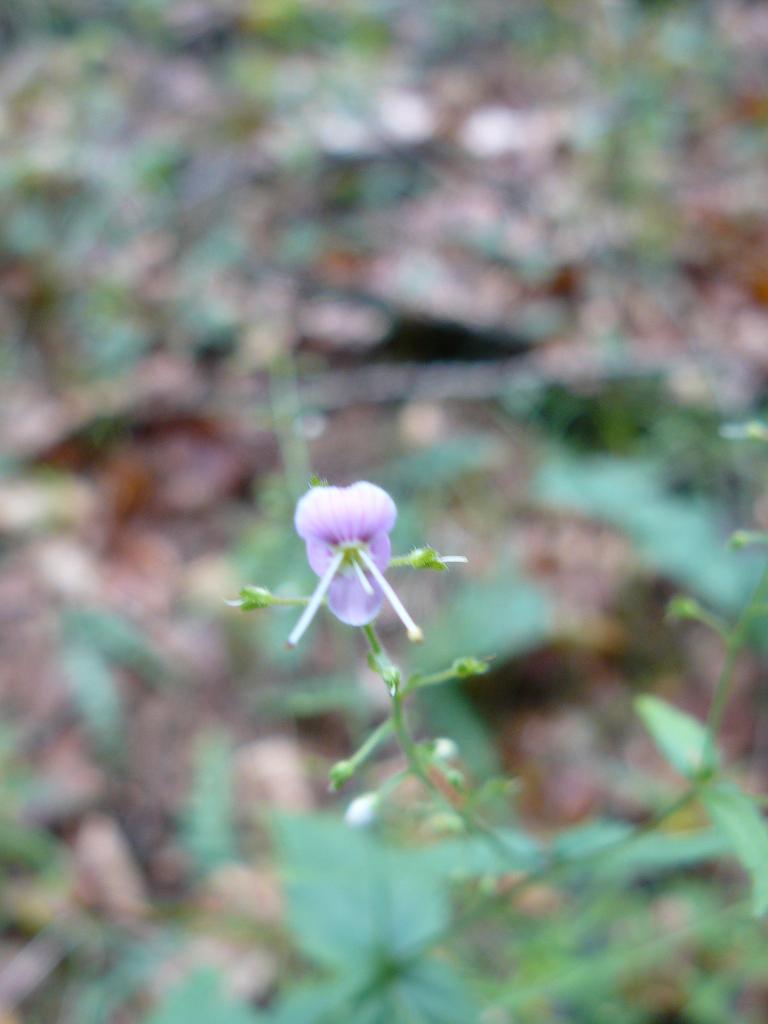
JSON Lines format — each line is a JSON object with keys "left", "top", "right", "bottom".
{"left": 286, "top": 551, "right": 344, "bottom": 648}
{"left": 441, "top": 556, "right": 468, "bottom": 564}
{"left": 352, "top": 557, "right": 375, "bottom": 596}
{"left": 358, "top": 548, "right": 423, "bottom": 643}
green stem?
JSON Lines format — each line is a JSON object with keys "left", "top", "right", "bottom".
{"left": 358, "top": 625, "right": 707, "bottom": 968}
{"left": 363, "top": 625, "right": 520, "bottom": 861}
{"left": 365, "top": 626, "right": 441, "bottom": 796}
{"left": 349, "top": 719, "right": 395, "bottom": 772}
{"left": 363, "top": 623, "right": 382, "bottom": 656}
{"left": 705, "top": 563, "right": 768, "bottom": 756}
{"left": 403, "top": 667, "right": 461, "bottom": 695}
{"left": 390, "top": 686, "right": 432, "bottom": 791}
{"left": 387, "top": 555, "right": 415, "bottom": 569}
{"left": 409, "top": 785, "right": 700, "bottom": 962}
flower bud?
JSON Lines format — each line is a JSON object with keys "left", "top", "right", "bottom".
{"left": 344, "top": 793, "right": 379, "bottom": 828}
{"left": 395, "top": 547, "right": 468, "bottom": 571}
{"left": 728, "top": 530, "right": 768, "bottom": 550}
{"left": 428, "top": 812, "right": 465, "bottom": 835}
{"left": 433, "top": 737, "right": 459, "bottom": 762}
{"left": 721, "top": 420, "right": 768, "bottom": 442}
{"left": 665, "top": 596, "right": 705, "bottom": 622}
{"left": 225, "top": 586, "right": 275, "bottom": 610}
{"left": 451, "top": 656, "right": 489, "bottom": 679}
{"left": 329, "top": 759, "right": 356, "bottom": 791}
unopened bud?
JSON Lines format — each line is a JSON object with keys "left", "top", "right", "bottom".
{"left": 225, "top": 586, "right": 275, "bottom": 610}
{"left": 329, "top": 759, "right": 356, "bottom": 790}
{"left": 451, "top": 656, "right": 489, "bottom": 679}
{"left": 428, "top": 812, "right": 465, "bottom": 835}
{"left": 344, "top": 793, "right": 379, "bottom": 828}
{"left": 721, "top": 421, "right": 768, "bottom": 442}
{"left": 666, "top": 596, "right": 704, "bottom": 622}
{"left": 433, "top": 738, "right": 459, "bottom": 761}
{"left": 398, "top": 547, "right": 468, "bottom": 571}
{"left": 728, "top": 530, "right": 768, "bottom": 550}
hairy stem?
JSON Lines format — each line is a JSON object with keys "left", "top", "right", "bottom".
{"left": 363, "top": 625, "right": 519, "bottom": 860}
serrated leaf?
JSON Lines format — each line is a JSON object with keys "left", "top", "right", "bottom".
{"left": 273, "top": 815, "right": 450, "bottom": 968}
{"left": 701, "top": 781, "right": 768, "bottom": 916}
{"left": 635, "top": 695, "right": 712, "bottom": 779}
{"left": 145, "top": 969, "right": 263, "bottom": 1024}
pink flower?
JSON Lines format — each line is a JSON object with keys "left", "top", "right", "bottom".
{"left": 287, "top": 481, "right": 423, "bottom": 647}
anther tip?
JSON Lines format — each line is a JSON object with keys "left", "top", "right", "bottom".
{"left": 408, "top": 626, "right": 424, "bottom": 644}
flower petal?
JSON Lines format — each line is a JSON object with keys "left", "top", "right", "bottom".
{"left": 295, "top": 482, "right": 396, "bottom": 545}
{"left": 328, "top": 571, "right": 383, "bottom": 626}
{"left": 367, "top": 531, "right": 392, "bottom": 572}
{"left": 305, "top": 537, "right": 335, "bottom": 576}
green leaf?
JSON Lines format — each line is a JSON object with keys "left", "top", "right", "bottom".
{"left": 535, "top": 455, "right": 758, "bottom": 613}
{"left": 145, "top": 969, "right": 263, "bottom": 1024}
{"left": 382, "top": 436, "right": 501, "bottom": 493}
{"left": 273, "top": 817, "right": 497, "bottom": 1023}
{"left": 635, "top": 695, "right": 712, "bottom": 779}
{"left": 269, "top": 981, "right": 359, "bottom": 1024}
{"left": 273, "top": 815, "right": 450, "bottom": 969}
{"left": 62, "top": 609, "right": 165, "bottom": 684}
{"left": 416, "top": 575, "right": 551, "bottom": 671}
{"left": 411, "top": 829, "right": 542, "bottom": 880}
{"left": 62, "top": 644, "right": 123, "bottom": 750}
{"left": 387, "top": 960, "right": 478, "bottom": 1024}
{"left": 252, "top": 674, "right": 367, "bottom": 719}
{"left": 181, "top": 733, "right": 238, "bottom": 875}
{"left": 701, "top": 781, "right": 768, "bottom": 916}
{"left": 553, "top": 820, "right": 727, "bottom": 879}
{"left": 270, "top": 959, "right": 478, "bottom": 1024}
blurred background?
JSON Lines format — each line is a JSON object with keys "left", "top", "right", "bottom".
{"left": 2, "top": 1, "right": 768, "bottom": 1021}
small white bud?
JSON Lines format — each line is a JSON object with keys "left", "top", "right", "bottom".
{"left": 434, "top": 738, "right": 459, "bottom": 762}
{"left": 344, "top": 793, "right": 379, "bottom": 828}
